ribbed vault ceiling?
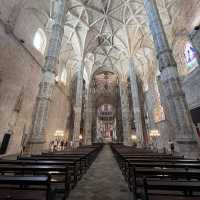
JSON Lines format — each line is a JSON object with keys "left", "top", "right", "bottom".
{"left": 62, "top": 0, "right": 179, "bottom": 93}
{"left": 13, "top": 0, "right": 198, "bottom": 93}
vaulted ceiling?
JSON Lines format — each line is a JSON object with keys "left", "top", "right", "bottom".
{"left": 7, "top": 0, "right": 199, "bottom": 92}
{"left": 62, "top": 0, "right": 199, "bottom": 86}
{"left": 63, "top": 0, "right": 179, "bottom": 93}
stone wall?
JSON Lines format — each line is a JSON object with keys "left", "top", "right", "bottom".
{"left": 0, "top": 1, "right": 70, "bottom": 155}
{"left": 0, "top": 21, "right": 42, "bottom": 155}
{"left": 182, "top": 67, "right": 200, "bottom": 110}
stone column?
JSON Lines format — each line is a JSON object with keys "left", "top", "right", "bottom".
{"left": 129, "top": 58, "right": 144, "bottom": 144}
{"left": 91, "top": 103, "right": 97, "bottom": 143}
{"left": 119, "top": 80, "right": 131, "bottom": 145}
{"left": 144, "top": 90, "right": 156, "bottom": 131}
{"left": 116, "top": 86, "right": 123, "bottom": 142}
{"left": 116, "top": 102, "right": 123, "bottom": 142}
{"left": 73, "top": 62, "right": 84, "bottom": 147}
{"left": 84, "top": 89, "right": 92, "bottom": 145}
{"left": 30, "top": 0, "right": 66, "bottom": 153}
{"left": 144, "top": 0, "right": 199, "bottom": 157}
{"left": 156, "top": 76, "right": 175, "bottom": 149}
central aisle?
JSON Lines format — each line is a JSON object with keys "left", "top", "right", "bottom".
{"left": 68, "top": 145, "right": 132, "bottom": 200}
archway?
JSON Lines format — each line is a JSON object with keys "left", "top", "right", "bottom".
{"left": 88, "top": 70, "right": 123, "bottom": 144}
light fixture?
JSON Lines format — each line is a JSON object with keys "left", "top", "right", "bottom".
{"left": 55, "top": 75, "right": 59, "bottom": 84}
{"left": 79, "top": 134, "right": 83, "bottom": 140}
{"left": 54, "top": 130, "right": 64, "bottom": 137}
{"left": 131, "top": 135, "right": 137, "bottom": 140}
{"left": 150, "top": 130, "right": 160, "bottom": 137}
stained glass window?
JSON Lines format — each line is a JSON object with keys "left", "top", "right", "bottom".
{"left": 61, "top": 68, "right": 67, "bottom": 85}
{"left": 33, "top": 28, "right": 46, "bottom": 54}
{"left": 184, "top": 42, "right": 199, "bottom": 71}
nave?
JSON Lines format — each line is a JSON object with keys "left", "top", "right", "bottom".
{"left": 1, "top": 144, "right": 200, "bottom": 200}
{"left": 1, "top": 0, "right": 200, "bottom": 199}
{"left": 67, "top": 145, "right": 131, "bottom": 200}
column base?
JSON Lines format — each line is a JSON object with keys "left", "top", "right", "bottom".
{"left": 85, "top": 139, "right": 92, "bottom": 146}
{"left": 73, "top": 140, "right": 80, "bottom": 148}
{"left": 27, "top": 142, "right": 46, "bottom": 155}
{"left": 123, "top": 139, "right": 132, "bottom": 146}
{"left": 175, "top": 138, "right": 200, "bottom": 158}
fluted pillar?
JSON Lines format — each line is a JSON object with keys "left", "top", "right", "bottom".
{"left": 84, "top": 89, "right": 92, "bottom": 145}
{"left": 144, "top": 0, "right": 199, "bottom": 156}
{"left": 73, "top": 62, "right": 84, "bottom": 147}
{"left": 116, "top": 98, "right": 123, "bottom": 142}
{"left": 119, "top": 80, "right": 131, "bottom": 145}
{"left": 30, "top": 0, "right": 66, "bottom": 152}
{"left": 129, "top": 58, "right": 144, "bottom": 144}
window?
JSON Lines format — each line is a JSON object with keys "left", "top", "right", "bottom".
{"left": 33, "top": 28, "right": 46, "bottom": 54}
{"left": 184, "top": 42, "right": 199, "bottom": 72}
{"left": 61, "top": 68, "right": 67, "bottom": 85}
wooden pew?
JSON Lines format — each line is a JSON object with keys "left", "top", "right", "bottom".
{"left": 111, "top": 144, "right": 200, "bottom": 200}
{"left": 41, "top": 145, "right": 101, "bottom": 169}
{"left": 124, "top": 160, "right": 200, "bottom": 183}
{"left": 143, "top": 178, "right": 200, "bottom": 200}
{"left": 0, "top": 163, "right": 70, "bottom": 199}
{"left": 42, "top": 153, "right": 91, "bottom": 167}
{"left": 35, "top": 154, "right": 88, "bottom": 173}
{"left": 0, "top": 159, "right": 77, "bottom": 188}
{"left": 129, "top": 167, "right": 200, "bottom": 199}
{"left": 0, "top": 144, "right": 102, "bottom": 200}
{"left": 0, "top": 175, "right": 52, "bottom": 200}
{"left": 19, "top": 156, "right": 83, "bottom": 183}
{"left": 119, "top": 156, "right": 184, "bottom": 174}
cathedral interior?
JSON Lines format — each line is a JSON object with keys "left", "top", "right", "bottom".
{"left": 0, "top": 0, "right": 200, "bottom": 199}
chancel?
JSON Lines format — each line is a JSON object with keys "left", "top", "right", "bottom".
{"left": 0, "top": 0, "right": 200, "bottom": 199}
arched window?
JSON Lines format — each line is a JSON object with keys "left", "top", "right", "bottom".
{"left": 33, "top": 28, "right": 47, "bottom": 54}
{"left": 61, "top": 68, "right": 67, "bottom": 85}
{"left": 184, "top": 42, "right": 199, "bottom": 72}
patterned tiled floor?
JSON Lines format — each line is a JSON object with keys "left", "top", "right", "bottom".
{"left": 67, "top": 145, "right": 132, "bottom": 200}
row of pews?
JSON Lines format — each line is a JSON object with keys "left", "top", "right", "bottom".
{"left": 0, "top": 144, "right": 103, "bottom": 200}
{"left": 111, "top": 144, "right": 200, "bottom": 200}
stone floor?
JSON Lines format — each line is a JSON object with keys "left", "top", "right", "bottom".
{"left": 67, "top": 145, "right": 132, "bottom": 200}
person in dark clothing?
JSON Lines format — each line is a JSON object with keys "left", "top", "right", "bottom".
{"left": 60, "top": 140, "right": 64, "bottom": 150}
{"left": 169, "top": 140, "right": 175, "bottom": 154}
